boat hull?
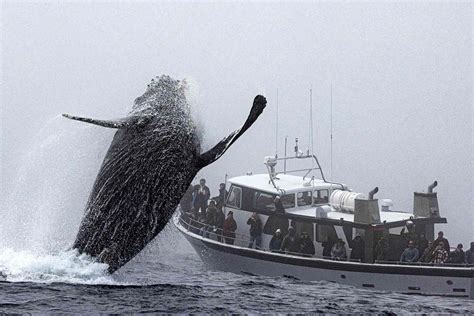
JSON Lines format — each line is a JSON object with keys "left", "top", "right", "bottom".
{"left": 174, "top": 215, "right": 473, "bottom": 298}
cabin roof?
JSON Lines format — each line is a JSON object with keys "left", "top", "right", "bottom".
{"left": 228, "top": 173, "right": 345, "bottom": 194}
{"left": 286, "top": 206, "right": 414, "bottom": 223}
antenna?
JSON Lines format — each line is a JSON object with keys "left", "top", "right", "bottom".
{"left": 309, "top": 88, "right": 314, "bottom": 167}
{"left": 330, "top": 84, "right": 334, "bottom": 192}
{"left": 275, "top": 88, "right": 279, "bottom": 156}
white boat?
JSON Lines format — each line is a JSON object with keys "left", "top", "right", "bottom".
{"left": 174, "top": 147, "right": 473, "bottom": 298}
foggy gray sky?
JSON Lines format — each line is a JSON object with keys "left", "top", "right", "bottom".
{"left": 1, "top": 2, "right": 472, "bottom": 244}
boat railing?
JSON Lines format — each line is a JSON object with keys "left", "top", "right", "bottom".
{"left": 177, "top": 211, "right": 321, "bottom": 257}
{"left": 177, "top": 212, "right": 474, "bottom": 268}
{"left": 177, "top": 212, "right": 253, "bottom": 248}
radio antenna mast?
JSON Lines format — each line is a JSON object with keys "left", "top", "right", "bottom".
{"left": 275, "top": 88, "right": 279, "bottom": 157}
{"left": 310, "top": 88, "right": 314, "bottom": 156}
{"left": 330, "top": 84, "right": 334, "bottom": 188}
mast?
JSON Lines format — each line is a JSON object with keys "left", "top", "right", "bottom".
{"left": 330, "top": 84, "right": 333, "bottom": 192}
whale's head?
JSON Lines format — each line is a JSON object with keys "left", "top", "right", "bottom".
{"left": 132, "top": 75, "right": 189, "bottom": 117}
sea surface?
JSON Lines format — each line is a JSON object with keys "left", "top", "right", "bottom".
{"left": 0, "top": 223, "right": 472, "bottom": 314}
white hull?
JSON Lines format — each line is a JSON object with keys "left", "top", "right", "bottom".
{"left": 174, "top": 215, "right": 473, "bottom": 298}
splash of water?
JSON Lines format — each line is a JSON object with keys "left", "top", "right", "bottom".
{"left": 0, "top": 248, "right": 112, "bottom": 284}
{"left": 0, "top": 115, "right": 115, "bottom": 283}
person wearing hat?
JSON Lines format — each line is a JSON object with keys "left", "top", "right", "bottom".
{"left": 269, "top": 228, "right": 283, "bottom": 252}
{"left": 223, "top": 211, "right": 237, "bottom": 245}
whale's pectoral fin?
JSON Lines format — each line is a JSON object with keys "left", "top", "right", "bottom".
{"left": 62, "top": 114, "right": 144, "bottom": 129}
{"left": 197, "top": 95, "right": 266, "bottom": 169}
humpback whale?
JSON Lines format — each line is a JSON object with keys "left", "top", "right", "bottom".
{"left": 63, "top": 75, "right": 266, "bottom": 273}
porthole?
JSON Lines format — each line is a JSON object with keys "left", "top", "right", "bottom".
{"left": 446, "top": 280, "right": 453, "bottom": 285}
{"left": 340, "top": 274, "right": 346, "bottom": 279}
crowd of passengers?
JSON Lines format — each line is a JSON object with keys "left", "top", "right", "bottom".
{"left": 180, "top": 179, "right": 474, "bottom": 264}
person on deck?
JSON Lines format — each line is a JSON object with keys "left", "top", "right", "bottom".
{"left": 269, "top": 229, "right": 283, "bottom": 252}
{"left": 193, "top": 178, "right": 211, "bottom": 215}
{"left": 322, "top": 236, "right": 334, "bottom": 258}
{"left": 281, "top": 227, "right": 300, "bottom": 254}
{"left": 419, "top": 241, "right": 435, "bottom": 263}
{"left": 465, "top": 242, "right": 474, "bottom": 264}
{"left": 349, "top": 235, "right": 365, "bottom": 262}
{"left": 447, "top": 243, "right": 465, "bottom": 264}
{"left": 331, "top": 239, "right": 347, "bottom": 260}
{"left": 223, "top": 211, "right": 237, "bottom": 245}
{"left": 212, "top": 183, "right": 228, "bottom": 211}
{"left": 203, "top": 200, "right": 218, "bottom": 238}
{"left": 431, "top": 242, "right": 449, "bottom": 264}
{"left": 375, "top": 236, "right": 389, "bottom": 261}
{"left": 432, "top": 231, "right": 450, "bottom": 253}
{"left": 247, "top": 212, "right": 263, "bottom": 249}
{"left": 299, "top": 232, "right": 315, "bottom": 257}
{"left": 215, "top": 206, "right": 225, "bottom": 242}
{"left": 400, "top": 240, "right": 419, "bottom": 263}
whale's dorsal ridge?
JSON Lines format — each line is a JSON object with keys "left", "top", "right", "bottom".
{"left": 197, "top": 95, "right": 266, "bottom": 169}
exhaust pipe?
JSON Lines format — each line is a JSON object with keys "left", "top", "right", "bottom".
{"left": 369, "top": 187, "right": 379, "bottom": 200}
{"left": 428, "top": 181, "right": 438, "bottom": 193}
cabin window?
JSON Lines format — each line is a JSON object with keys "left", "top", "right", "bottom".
{"left": 281, "top": 194, "right": 296, "bottom": 208}
{"left": 227, "top": 185, "right": 242, "bottom": 209}
{"left": 254, "top": 191, "right": 276, "bottom": 212}
{"left": 297, "top": 191, "right": 313, "bottom": 206}
{"left": 314, "top": 189, "right": 329, "bottom": 204}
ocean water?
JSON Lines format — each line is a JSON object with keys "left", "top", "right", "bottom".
{"left": 0, "top": 224, "right": 473, "bottom": 314}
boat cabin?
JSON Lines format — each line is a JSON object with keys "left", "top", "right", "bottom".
{"left": 223, "top": 155, "right": 446, "bottom": 263}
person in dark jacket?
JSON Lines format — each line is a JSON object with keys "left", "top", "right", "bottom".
{"left": 299, "top": 232, "right": 315, "bottom": 257}
{"left": 203, "top": 200, "right": 218, "bottom": 238}
{"left": 269, "top": 229, "right": 283, "bottom": 252}
{"left": 215, "top": 207, "right": 225, "bottom": 242}
{"left": 447, "top": 243, "right": 465, "bottom": 264}
{"left": 281, "top": 227, "right": 300, "bottom": 254}
{"left": 419, "top": 241, "right": 434, "bottom": 263}
{"left": 349, "top": 235, "right": 365, "bottom": 262}
{"left": 432, "top": 231, "right": 450, "bottom": 253}
{"left": 223, "top": 211, "right": 237, "bottom": 245}
{"left": 321, "top": 236, "right": 334, "bottom": 258}
{"left": 247, "top": 212, "right": 263, "bottom": 249}
{"left": 375, "top": 236, "right": 389, "bottom": 262}
{"left": 193, "top": 178, "right": 211, "bottom": 215}
{"left": 465, "top": 242, "right": 474, "bottom": 264}
{"left": 212, "top": 183, "right": 228, "bottom": 211}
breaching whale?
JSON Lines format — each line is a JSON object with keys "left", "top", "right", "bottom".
{"left": 63, "top": 75, "right": 266, "bottom": 273}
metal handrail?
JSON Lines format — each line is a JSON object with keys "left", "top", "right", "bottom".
{"left": 178, "top": 213, "right": 474, "bottom": 268}
{"left": 178, "top": 212, "right": 318, "bottom": 257}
